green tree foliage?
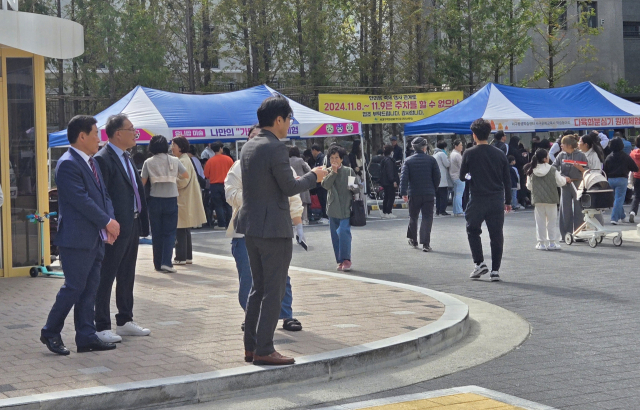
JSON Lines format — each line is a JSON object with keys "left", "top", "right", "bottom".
{"left": 530, "top": 0, "right": 601, "bottom": 87}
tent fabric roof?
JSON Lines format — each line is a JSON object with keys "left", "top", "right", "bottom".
{"left": 49, "top": 85, "right": 361, "bottom": 147}
{"left": 404, "top": 82, "right": 640, "bottom": 135}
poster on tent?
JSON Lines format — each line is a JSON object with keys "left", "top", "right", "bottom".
{"left": 99, "top": 122, "right": 360, "bottom": 142}
{"left": 318, "top": 91, "right": 463, "bottom": 124}
{"left": 488, "top": 116, "right": 640, "bottom": 133}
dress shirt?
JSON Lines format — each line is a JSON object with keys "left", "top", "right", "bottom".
{"left": 70, "top": 146, "right": 93, "bottom": 172}
{"left": 108, "top": 142, "right": 139, "bottom": 211}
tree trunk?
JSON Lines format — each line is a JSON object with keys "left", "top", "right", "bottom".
{"left": 185, "top": 0, "right": 195, "bottom": 92}
{"left": 71, "top": 0, "right": 79, "bottom": 115}
{"left": 249, "top": 0, "right": 260, "bottom": 84}
{"left": 295, "top": 0, "right": 306, "bottom": 84}
{"left": 467, "top": 0, "right": 473, "bottom": 90}
{"left": 57, "top": 0, "right": 65, "bottom": 129}
{"left": 201, "top": 0, "right": 211, "bottom": 87}
{"left": 241, "top": 0, "right": 252, "bottom": 84}
{"left": 509, "top": 0, "right": 514, "bottom": 85}
{"left": 547, "top": 18, "right": 554, "bottom": 88}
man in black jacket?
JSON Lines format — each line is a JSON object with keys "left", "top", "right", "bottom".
{"left": 460, "top": 119, "right": 512, "bottom": 282}
{"left": 93, "top": 114, "right": 151, "bottom": 344}
{"left": 380, "top": 145, "right": 399, "bottom": 218}
{"left": 399, "top": 137, "right": 440, "bottom": 252}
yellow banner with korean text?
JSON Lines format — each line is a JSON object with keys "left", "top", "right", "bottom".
{"left": 319, "top": 92, "right": 463, "bottom": 124}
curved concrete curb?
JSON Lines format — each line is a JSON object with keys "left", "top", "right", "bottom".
{"left": 0, "top": 253, "right": 469, "bottom": 410}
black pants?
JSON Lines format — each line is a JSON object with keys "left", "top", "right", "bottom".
{"left": 317, "top": 185, "right": 328, "bottom": 218}
{"left": 631, "top": 179, "right": 640, "bottom": 214}
{"left": 465, "top": 196, "right": 504, "bottom": 272}
{"left": 244, "top": 236, "right": 293, "bottom": 356}
{"left": 436, "top": 187, "right": 449, "bottom": 214}
{"left": 382, "top": 184, "right": 395, "bottom": 214}
{"left": 175, "top": 228, "right": 192, "bottom": 261}
{"left": 462, "top": 181, "right": 470, "bottom": 211}
{"left": 95, "top": 218, "right": 140, "bottom": 331}
{"left": 407, "top": 195, "right": 434, "bottom": 246}
{"left": 210, "top": 183, "right": 232, "bottom": 227}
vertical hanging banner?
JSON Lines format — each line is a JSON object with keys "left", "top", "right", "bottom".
{"left": 319, "top": 92, "right": 463, "bottom": 124}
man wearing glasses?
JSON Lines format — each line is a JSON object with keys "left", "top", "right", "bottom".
{"left": 93, "top": 114, "right": 151, "bottom": 344}
{"left": 236, "top": 96, "right": 328, "bottom": 365}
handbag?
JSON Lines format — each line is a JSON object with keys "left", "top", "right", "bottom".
{"left": 350, "top": 170, "right": 366, "bottom": 226}
{"left": 350, "top": 199, "right": 366, "bottom": 227}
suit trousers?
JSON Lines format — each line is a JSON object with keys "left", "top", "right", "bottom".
{"left": 42, "top": 240, "right": 105, "bottom": 346}
{"left": 407, "top": 195, "right": 434, "bottom": 246}
{"left": 232, "top": 237, "right": 293, "bottom": 319}
{"left": 175, "top": 228, "right": 192, "bottom": 261}
{"left": 243, "top": 235, "right": 292, "bottom": 356}
{"left": 465, "top": 195, "right": 505, "bottom": 272}
{"left": 95, "top": 219, "right": 140, "bottom": 332}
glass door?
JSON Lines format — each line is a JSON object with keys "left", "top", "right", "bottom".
{"left": 5, "top": 57, "right": 38, "bottom": 268}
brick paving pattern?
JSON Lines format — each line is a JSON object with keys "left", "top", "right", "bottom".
{"left": 0, "top": 246, "right": 444, "bottom": 400}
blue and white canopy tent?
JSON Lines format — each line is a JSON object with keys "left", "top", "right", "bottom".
{"left": 48, "top": 85, "right": 361, "bottom": 147}
{"left": 404, "top": 82, "right": 640, "bottom": 136}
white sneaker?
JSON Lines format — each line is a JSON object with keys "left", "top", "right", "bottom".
{"left": 611, "top": 220, "right": 619, "bottom": 225}
{"left": 161, "top": 265, "right": 177, "bottom": 273}
{"left": 469, "top": 262, "right": 489, "bottom": 279}
{"left": 629, "top": 212, "right": 635, "bottom": 224}
{"left": 490, "top": 271, "right": 501, "bottom": 282}
{"left": 535, "top": 242, "right": 547, "bottom": 250}
{"left": 173, "top": 260, "right": 187, "bottom": 265}
{"left": 547, "top": 242, "right": 562, "bottom": 250}
{"left": 387, "top": 213, "right": 398, "bottom": 219}
{"left": 96, "top": 330, "right": 122, "bottom": 343}
{"left": 186, "top": 260, "right": 193, "bottom": 264}
{"left": 116, "top": 321, "right": 151, "bottom": 336}
{"left": 319, "top": 218, "right": 330, "bottom": 224}
{"left": 380, "top": 214, "right": 388, "bottom": 219}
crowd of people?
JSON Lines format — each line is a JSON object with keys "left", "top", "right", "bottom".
{"left": 38, "top": 96, "right": 640, "bottom": 367}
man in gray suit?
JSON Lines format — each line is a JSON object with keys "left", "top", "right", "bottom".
{"left": 236, "top": 96, "right": 327, "bottom": 366}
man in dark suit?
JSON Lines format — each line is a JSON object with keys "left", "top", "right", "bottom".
{"left": 93, "top": 114, "right": 151, "bottom": 344}
{"left": 41, "top": 115, "right": 121, "bottom": 355}
{"left": 237, "top": 96, "right": 327, "bottom": 366}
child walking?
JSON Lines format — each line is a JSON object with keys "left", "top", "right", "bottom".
{"left": 525, "top": 149, "right": 571, "bottom": 250}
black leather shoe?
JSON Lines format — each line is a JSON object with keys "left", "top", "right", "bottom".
{"left": 77, "top": 338, "right": 117, "bottom": 353}
{"left": 40, "top": 335, "right": 70, "bottom": 356}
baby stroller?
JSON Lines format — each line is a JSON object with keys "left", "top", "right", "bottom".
{"left": 565, "top": 169, "right": 623, "bottom": 248}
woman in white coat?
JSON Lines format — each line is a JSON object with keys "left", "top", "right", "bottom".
{"left": 433, "top": 140, "right": 452, "bottom": 216}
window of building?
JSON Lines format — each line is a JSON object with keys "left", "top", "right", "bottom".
{"left": 624, "top": 22, "right": 640, "bottom": 38}
{"left": 578, "top": 2, "right": 598, "bottom": 29}
{"left": 552, "top": 1, "right": 568, "bottom": 30}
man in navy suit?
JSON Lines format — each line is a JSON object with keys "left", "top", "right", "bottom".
{"left": 93, "top": 114, "right": 151, "bottom": 343}
{"left": 40, "top": 115, "right": 121, "bottom": 355}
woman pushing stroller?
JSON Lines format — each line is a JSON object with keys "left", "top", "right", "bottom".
{"left": 553, "top": 135, "right": 588, "bottom": 240}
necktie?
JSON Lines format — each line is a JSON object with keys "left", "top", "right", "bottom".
{"left": 88, "top": 157, "right": 101, "bottom": 188}
{"left": 124, "top": 152, "right": 142, "bottom": 212}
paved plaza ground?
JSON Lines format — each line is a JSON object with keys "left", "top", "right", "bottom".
{"left": 192, "top": 205, "right": 640, "bottom": 410}
{"left": 0, "top": 246, "right": 444, "bottom": 400}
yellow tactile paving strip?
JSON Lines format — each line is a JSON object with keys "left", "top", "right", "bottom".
{"left": 361, "top": 393, "right": 526, "bottom": 410}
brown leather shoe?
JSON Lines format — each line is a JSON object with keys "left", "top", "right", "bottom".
{"left": 244, "top": 350, "right": 253, "bottom": 363}
{"left": 253, "top": 351, "right": 295, "bottom": 366}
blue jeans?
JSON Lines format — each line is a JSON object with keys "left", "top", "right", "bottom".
{"left": 148, "top": 197, "right": 178, "bottom": 269}
{"left": 609, "top": 177, "right": 627, "bottom": 222}
{"left": 231, "top": 237, "right": 293, "bottom": 319}
{"left": 452, "top": 179, "right": 465, "bottom": 215}
{"left": 511, "top": 189, "right": 520, "bottom": 209}
{"left": 329, "top": 217, "right": 351, "bottom": 263}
